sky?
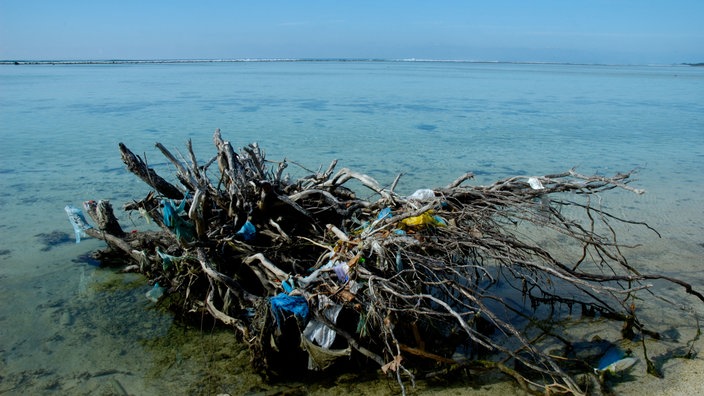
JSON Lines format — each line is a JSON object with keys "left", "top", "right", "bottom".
{"left": 1, "top": 1, "right": 702, "bottom": 64}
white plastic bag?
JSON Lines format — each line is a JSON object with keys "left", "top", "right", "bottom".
{"left": 408, "top": 188, "right": 435, "bottom": 201}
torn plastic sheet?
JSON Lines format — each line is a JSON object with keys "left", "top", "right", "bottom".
{"left": 236, "top": 220, "right": 256, "bottom": 241}
{"left": 269, "top": 293, "right": 309, "bottom": 330}
{"left": 65, "top": 205, "right": 92, "bottom": 243}
{"left": 527, "top": 177, "right": 545, "bottom": 190}
{"left": 407, "top": 188, "right": 435, "bottom": 201}
{"left": 333, "top": 262, "right": 349, "bottom": 283}
{"left": 303, "top": 295, "right": 343, "bottom": 349}
{"left": 300, "top": 336, "right": 351, "bottom": 371}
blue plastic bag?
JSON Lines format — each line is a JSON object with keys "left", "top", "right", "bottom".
{"left": 269, "top": 293, "right": 309, "bottom": 329}
{"left": 65, "top": 205, "right": 92, "bottom": 243}
{"left": 596, "top": 346, "right": 638, "bottom": 374}
{"left": 377, "top": 207, "right": 392, "bottom": 220}
{"left": 161, "top": 194, "right": 194, "bottom": 241}
{"left": 236, "top": 220, "right": 256, "bottom": 241}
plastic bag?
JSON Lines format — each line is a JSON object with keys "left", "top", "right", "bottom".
{"left": 146, "top": 283, "right": 165, "bottom": 303}
{"left": 303, "top": 296, "right": 343, "bottom": 349}
{"left": 236, "top": 220, "right": 256, "bottom": 241}
{"left": 270, "top": 293, "right": 309, "bottom": 329}
{"left": 400, "top": 210, "right": 446, "bottom": 228}
{"left": 161, "top": 195, "right": 195, "bottom": 241}
{"left": 595, "top": 346, "right": 638, "bottom": 375}
{"left": 65, "top": 205, "right": 92, "bottom": 243}
{"left": 333, "top": 263, "right": 349, "bottom": 282}
{"left": 407, "top": 188, "right": 435, "bottom": 201}
{"left": 377, "top": 207, "right": 392, "bottom": 220}
{"left": 527, "top": 177, "right": 544, "bottom": 190}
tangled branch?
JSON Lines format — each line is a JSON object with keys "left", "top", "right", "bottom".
{"left": 69, "top": 129, "right": 702, "bottom": 395}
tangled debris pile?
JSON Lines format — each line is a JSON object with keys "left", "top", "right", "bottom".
{"left": 68, "top": 129, "right": 703, "bottom": 395}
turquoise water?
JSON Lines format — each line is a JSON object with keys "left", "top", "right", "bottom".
{"left": 1, "top": 61, "right": 703, "bottom": 394}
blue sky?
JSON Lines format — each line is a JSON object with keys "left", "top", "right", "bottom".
{"left": 1, "top": 1, "right": 702, "bottom": 64}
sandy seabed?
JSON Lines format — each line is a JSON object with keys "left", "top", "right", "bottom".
{"left": 1, "top": 251, "right": 703, "bottom": 396}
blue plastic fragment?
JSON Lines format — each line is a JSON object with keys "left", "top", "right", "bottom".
{"left": 433, "top": 215, "right": 447, "bottom": 226}
{"left": 281, "top": 277, "right": 295, "bottom": 293}
{"left": 161, "top": 194, "right": 195, "bottom": 241}
{"left": 146, "top": 282, "right": 165, "bottom": 303}
{"left": 161, "top": 192, "right": 189, "bottom": 227}
{"left": 236, "top": 220, "right": 256, "bottom": 241}
{"left": 65, "top": 205, "right": 92, "bottom": 243}
{"left": 161, "top": 199, "right": 177, "bottom": 227}
{"left": 377, "top": 207, "right": 393, "bottom": 220}
{"left": 595, "top": 346, "right": 638, "bottom": 374}
{"left": 598, "top": 346, "right": 626, "bottom": 371}
{"left": 269, "top": 293, "right": 309, "bottom": 329}
{"left": 157, "top": 249, "right": 184, "bottom": 270}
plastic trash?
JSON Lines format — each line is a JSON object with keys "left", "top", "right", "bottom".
{"left": 301, "top": 337, "right": 351, "bottom": 371}
{"left": 303, "top": 316, "right": 339, "bottom": 349}
{"left": 356, "top": 207, "right": 393, "bottom": 234}
{"left": 138, "top": 207, "right": 151, "bottom": 224}
{"left": 599, "top": 356, "right": 638, "bottom": 374}
{"left": 300, "top": 295, "right": 351, "bottom": 371}
{"left": 303, "top": 296, "right": 343, "bottom": 349}
{"left": 156, "top": 249, "right": 184, "bottom": 271}
{"left": 597, "top": 346, "right": 625, "bottom": 370}
{"left": 269, "top": 293, "right": 309, "bottom": 329}
{"left": 401, "top": 210, "right": 446, "bottom": 228}
{"left": 65, "top": 205, "right": 92, "bottom": 243}
{"left": 161, "top": 200, "right": 175, "bottom": 226}
{"left": 527, "top": 177, "right": 544, "bottom": 190}
{"left": 161, "top": 192, "right": 189, "bottom": 226}
{"left": 161, "top": 195, "right": 195, "bottom": 241}
{"left": 433, "top": 215, "right": 447, "bottom": 226}
{"left": 408, "top": 189, "right": 435, "bottom": 201}
{"left": 236, "top": 220, "right": 256, "bottom": 241}
{"left": 595, "top": 346, "right": 638, "bottom": 375}
{"left": 333, "top": 263, "right": 349, "bottom": 283}
{"left": 146, "top": 282, "right": 165, "bottom": 303}
{"left": 377, "top": 207, "right": 393, "bottom": 220}
{"left": 281, "top": 277, "right": 296, "bottom": 293}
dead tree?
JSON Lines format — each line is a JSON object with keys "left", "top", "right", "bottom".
{"left": 68, "top": 129, "right": 703, "bottom": 396}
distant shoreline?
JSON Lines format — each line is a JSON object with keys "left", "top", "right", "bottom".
{"left": 0, "top": 58, "right": 700, "bottom": 67}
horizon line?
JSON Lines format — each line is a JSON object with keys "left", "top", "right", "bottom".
{"left": 1, "top": 58, "right": 700, "bottom": 67}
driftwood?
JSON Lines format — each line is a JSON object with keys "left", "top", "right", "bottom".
{"left": 70, "top": 129, "right": 703, "bottom": 395}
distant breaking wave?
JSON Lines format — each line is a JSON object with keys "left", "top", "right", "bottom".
{"left": 0, "top": 58, "right": 692, "bottom": 67}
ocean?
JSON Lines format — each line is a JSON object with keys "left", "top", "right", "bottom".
{"left": 0, "top": 60, "right": 703, "bottom": 395}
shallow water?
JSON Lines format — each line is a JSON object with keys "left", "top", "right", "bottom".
{"left": 1, "top": 61, "right": 703, "bottom": 394}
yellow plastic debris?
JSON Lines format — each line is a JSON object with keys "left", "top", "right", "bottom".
{"left": 400, "top": 211, "right": 446, "bottom": 228}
